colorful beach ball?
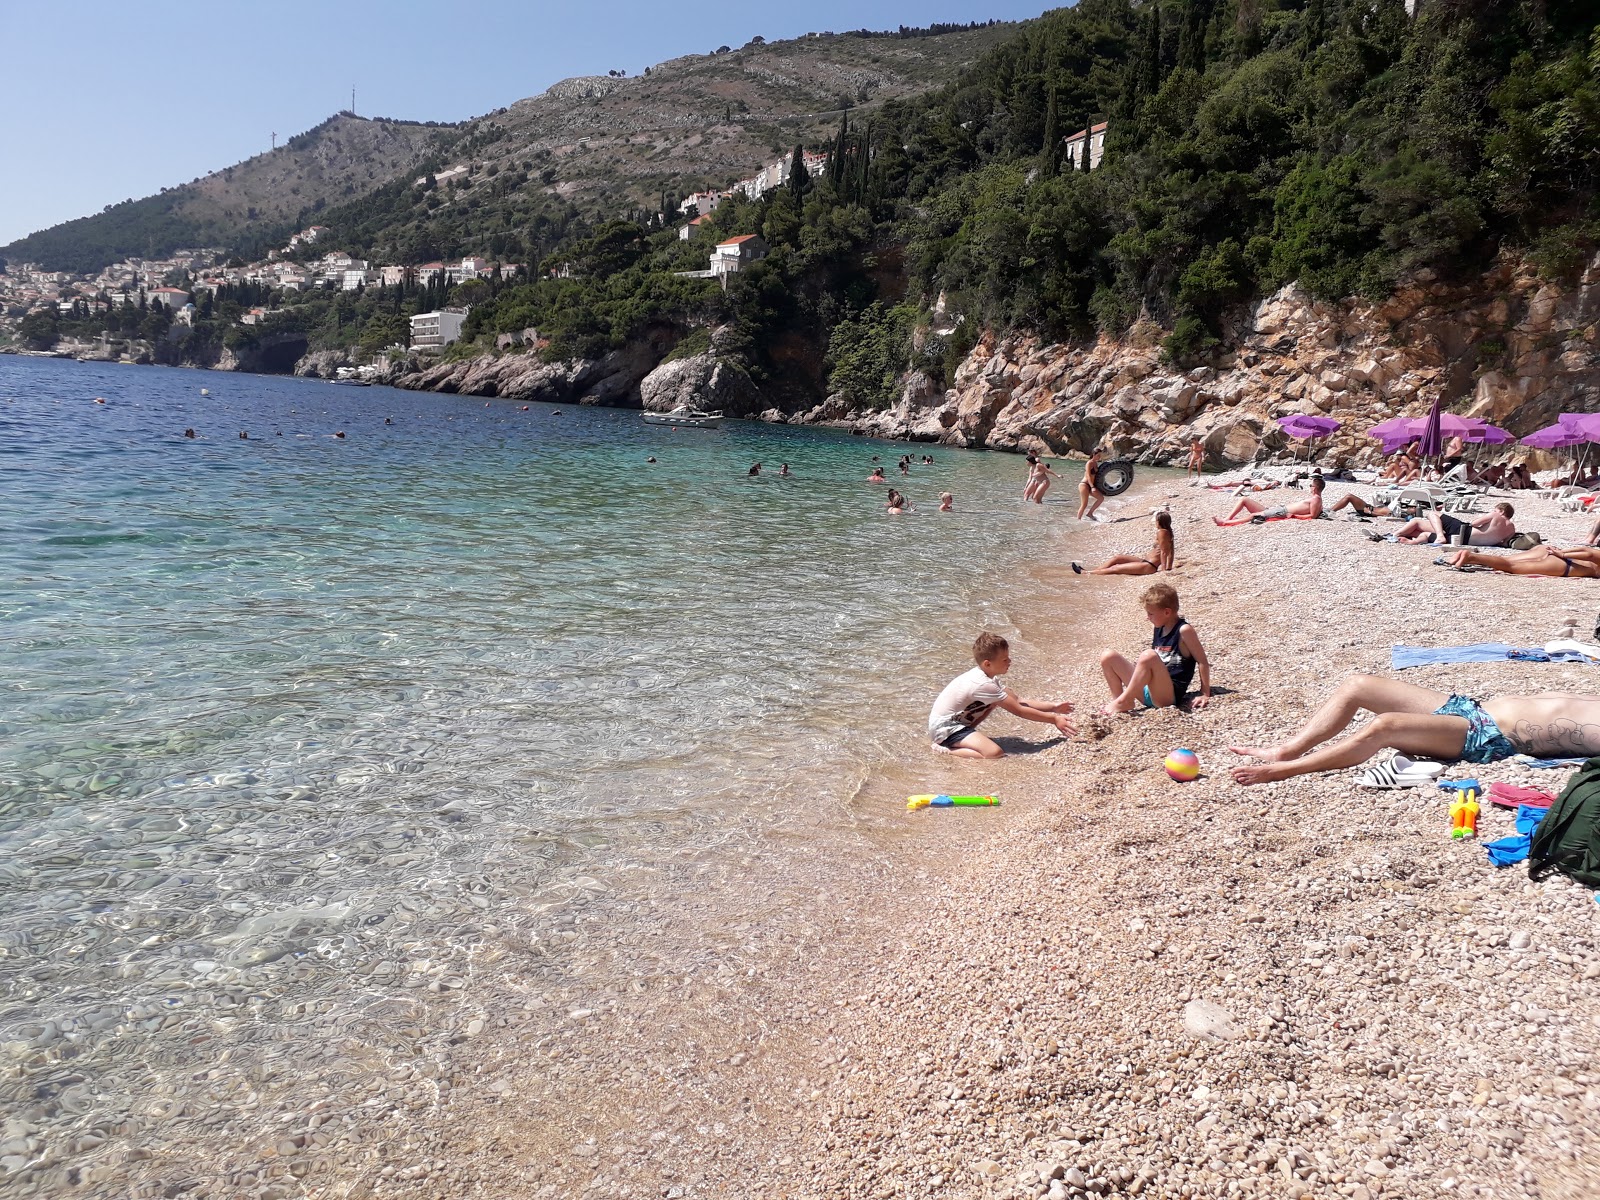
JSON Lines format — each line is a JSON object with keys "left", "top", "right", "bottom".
{"left": 1164, "top": 748, "right": 1201, "bottom": 782}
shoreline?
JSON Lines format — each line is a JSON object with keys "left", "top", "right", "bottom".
{"left": 753, "top": 484, "right": 1600, "bottom": 1200}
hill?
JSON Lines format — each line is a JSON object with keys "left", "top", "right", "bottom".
{"left": 2, "top": 115, "right": 455, "bottom": 274}
{"left": 0, "top": 23, "right": 1016, "bottom": 274}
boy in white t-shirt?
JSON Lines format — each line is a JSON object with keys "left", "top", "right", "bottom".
{"left": 928, "top": 632, "right": 1077, "bottom": 759}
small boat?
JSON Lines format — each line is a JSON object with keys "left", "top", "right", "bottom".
{"left": 642, "top": 405, "right": 723, "bottom": 429}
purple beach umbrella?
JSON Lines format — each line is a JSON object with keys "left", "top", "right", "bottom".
{"left": 1416, "top": 397, "right": 1445, "bottom": 459}
{"left": 1276, "top": 414, "right": 1341, "bottom": 439}
{"left": 1366, "top": 417, "right": 1416, "bottom": 440}
{"left": 1521, "top": 424, "right": 1588, "bottom": 449}
{"left": 1557, "top": 413, "right": 1600, "bottom": 441}
{"left": 1463, "top": 421, "right": 1513, "bottom": 445}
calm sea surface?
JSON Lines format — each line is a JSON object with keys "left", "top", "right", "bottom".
{"left": 0, "top": 357, "right": 1116, "bottom": 1192}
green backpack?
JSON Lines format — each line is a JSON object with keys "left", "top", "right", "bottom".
{"left": 1528, "top": 758, "right": 1600, "bottom": 889}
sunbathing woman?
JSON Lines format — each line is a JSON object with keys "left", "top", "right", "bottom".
{"left": 1077, "top": 451, "right": 1105, "bottom": 520}
{"left": 1230, "top": 675, "right": 1600, "bottom": 785}
{"left": 1072, "top": 511, "right": 1175, "bottom": 575}
{"left": 1446, "top": 544, "right": 1600, "bottom": 578}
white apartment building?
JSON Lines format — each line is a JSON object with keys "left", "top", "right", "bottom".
{"left": 409, "top": 308, "right": 468, "bottom": 351}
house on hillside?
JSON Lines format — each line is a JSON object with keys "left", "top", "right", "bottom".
{"left": 710, "top": 234, "right": 768, "bottom": 279}
{"left": 409, "top": 308, "right": 469, "bottom": 351}
{"left": 679, "top": 214, "right": 710, "bottom": 241}
{"left": 678, "top": 191, "right": 724, "bottom": 218}
{"left": 1062, "top": 121, "right": 1108, "bottom": 171}
{"left": 149, "top": 287, "right": 192, "bottom": 311}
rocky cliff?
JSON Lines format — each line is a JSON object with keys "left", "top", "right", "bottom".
{"left": 802, "top": 252, "right": 1600, "bottom": 468}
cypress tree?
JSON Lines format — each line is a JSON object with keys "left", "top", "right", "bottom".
{"left": 787, "top": 144, "right": 809, "bottom": 196}
{"left": 1041, "top": 84, "right": 1061, "bottom": 178}
{"left": 856, "top": 124, "right": 871, "bottom": 202}
{"left": 828, "top": 114, "right": 848, "bottom": 190}
{"left": 1140, "top": 4, "right": 1163, "bottom": 99}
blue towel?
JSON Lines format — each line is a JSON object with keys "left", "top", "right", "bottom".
{"left": 1484, "top": 805, "right": 1549, "bottom": 868}
{"left": 1513, "top": 755, "right": 1590, "bottom": 769}
{"left": 1391, "top": 644, "right": 1596, "bottom": 669}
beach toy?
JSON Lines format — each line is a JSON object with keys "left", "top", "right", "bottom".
{"left": 1164, "top": 748, "right": 1201, "bottom": 782}
{"left": 906, "top": 794, "right": 1000, "bottom": 810}
{"left": 1450, "top": 790, "right": 1481, "bottom": 839}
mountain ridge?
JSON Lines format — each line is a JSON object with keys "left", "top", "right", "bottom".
{"left": 1, "top": 23, "right": 1018, "bottom": 274}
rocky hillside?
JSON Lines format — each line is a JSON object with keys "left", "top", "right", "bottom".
{"left": 1, "top": 116, "right": 453, "bottom": 273}
{"left": 482, "top": 26, "right": 1018, "bottom": 209}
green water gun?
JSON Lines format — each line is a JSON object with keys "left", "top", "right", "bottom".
{"left": 906, "top": 794, "right": 1000, "bottom": 810}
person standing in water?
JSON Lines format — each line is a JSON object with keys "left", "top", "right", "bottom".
{"left": 1025, "top": 455, "right": 1062, "bottom": 505}
{"left": 1078, "top": 451, "right": 1105, "bottom": 521}
{"left": 1186, "top": 439, "right": 1204, "bottom": 480}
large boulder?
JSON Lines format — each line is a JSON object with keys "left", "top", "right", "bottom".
{"left": 638, "top": 350, "right": 760, "bottom": 417}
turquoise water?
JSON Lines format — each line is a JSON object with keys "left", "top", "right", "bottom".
{"left": 0, "top": 357, "right": 1097, "bottom": 1192}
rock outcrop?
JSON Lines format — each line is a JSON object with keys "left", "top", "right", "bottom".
{"left": 798, "top": 252, "right": 1600, "bottom": 467}
{"left": 638, "top": 328, "right": 761, "bottom": 416}
{"left": 390, "top": 334, "right": 667, "bottom": 406}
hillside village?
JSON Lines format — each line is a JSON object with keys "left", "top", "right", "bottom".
{"left": 0, "top": 117, "right": 1110, "bottom": 366}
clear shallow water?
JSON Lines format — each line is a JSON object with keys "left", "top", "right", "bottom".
{"left": 0, "top": 357, "right": 1093, "bottom": 1193}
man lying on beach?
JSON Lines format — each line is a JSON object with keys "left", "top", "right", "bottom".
{"left": 1215, "top": 476, "right": 1323, "bottom": 526}
{"left": 1229, "top": 676, "right": 1600, "bottom": 785}
{"left": 1445, "top": 544, "right": 1600, "bottom": 578}
{"left": 1395, "top": 502, "right": 1515, "bottom": 546}
{"left": 928, "top": 632, "right": 1076, "bottom": 759}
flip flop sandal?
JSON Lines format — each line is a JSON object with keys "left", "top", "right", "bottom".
{"left": 1358, "top": 752, "right": 1445, "bottom": 789}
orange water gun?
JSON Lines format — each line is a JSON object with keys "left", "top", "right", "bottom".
{"left": 1449, "top": 789, "right": 1480, "bottom": 839}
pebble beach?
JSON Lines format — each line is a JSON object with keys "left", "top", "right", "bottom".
{"left": 746, "top": 481, "right": 1600, "bottom": 1200}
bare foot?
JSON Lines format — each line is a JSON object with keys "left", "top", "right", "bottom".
{"left": 1231, "top": 762, "right": 1293, "bottom": 785}
{"left": 1213, "top": 516, "right": 1227, "bottom": 526}
{"left": 1228, "top": 745, "right": 1285, "bottom": 762}
{"left": 1103, "top": 700, "right": 1136, "bottom": 716}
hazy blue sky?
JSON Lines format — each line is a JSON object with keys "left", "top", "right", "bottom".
{"left": 0, "top": 1, "right": 1055, "bottom": 247}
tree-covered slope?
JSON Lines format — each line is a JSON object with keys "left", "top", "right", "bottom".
{"left": 460, "top": 0, "right": 1600, "bottom": 401}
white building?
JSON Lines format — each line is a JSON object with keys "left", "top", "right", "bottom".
{"left": 678, "top": 191, "right": 723, "bottom": 217}
{"left": 710, "top": 234, "right": 768, "bottom": 279}
{"left": 149, "top": 287, "right": 192, "bottom": 310}
{"left": 1062, "top": 121, "right": 1108, "bottom": 171}
{"left": 341, "top": 269, "right": 379, "bottom": 291}
{"left": 380, "top": 265, "right": 409, "bottom": 287}
{"left": 409, "top": 309, "right": 468, "bottom": 351}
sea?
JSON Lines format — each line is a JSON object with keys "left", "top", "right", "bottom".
{"left": 0, "top": 357, "right": 1128, "bottom": 1194}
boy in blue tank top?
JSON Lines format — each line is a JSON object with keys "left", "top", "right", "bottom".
{"left": 1099, "top": 583, "right": 1213, "bottom": 715}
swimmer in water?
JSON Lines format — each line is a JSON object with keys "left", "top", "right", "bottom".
{"left": 886, "top": 488, "right": 912, "bottom": 514}
{"left": 748, "top": 462, "right": 761, "bottom": 476}
{"left": 184, "top": 428, "right": 196, "bottom": 439}
{"left": 939, "top": 492, "right": 954, "bottom": 512}
{"left": 778, "top": 463, "right": 791, "bottom": 477}
{"left": 647, "top": 456, "right": 657, "bottom": 463}
{"left": 868, "top": 466, "right": 886, "bottom": 483}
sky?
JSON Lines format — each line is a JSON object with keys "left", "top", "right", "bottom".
{"left": 0, "top": 1, "right": 1056, "bottom": 247}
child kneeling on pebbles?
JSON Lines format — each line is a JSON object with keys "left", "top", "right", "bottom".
{"left": 1100, "top": 583, "right": 1212, "bottom": 715}
{"left": 928, "top": 632, "right": 1076, "bottom": 759}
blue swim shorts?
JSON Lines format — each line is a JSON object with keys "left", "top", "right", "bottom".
{"left": 1434, "top": 694, "right": 1518, "bottom": 764}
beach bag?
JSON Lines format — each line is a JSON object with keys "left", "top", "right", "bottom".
{"left": 1528, "top": 757, "right": 1600, "bottom": 888}
{"left": 1509, "top": 532, "right": 1543, "bottom": 550}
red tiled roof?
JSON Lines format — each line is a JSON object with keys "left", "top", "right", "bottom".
{"left": 719, "top": 234, "right": 759, "bottom": 245}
